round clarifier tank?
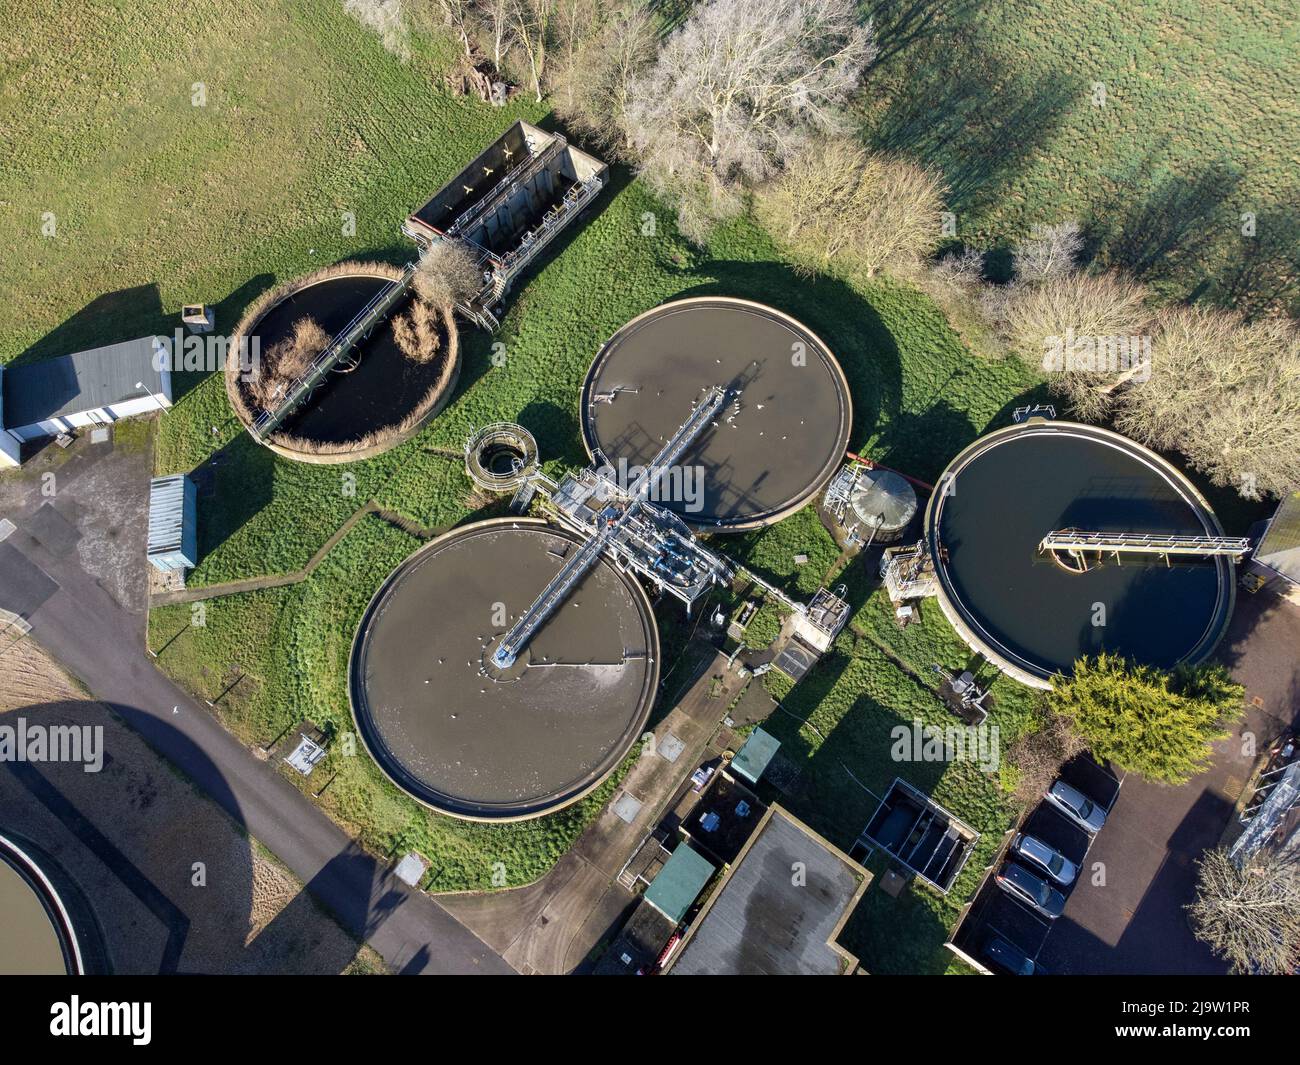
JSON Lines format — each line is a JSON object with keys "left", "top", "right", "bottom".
{"left": 926, "top": 421, "right": 1234, "bottom": 688}
{"left": 348, "top": 518, "right": 659, "bottom": 821}
{"left": 581, "top": 297, "right": 852, "bottom": 531}
{"left": 0, "top": 834, "right": 84, "bottom": 974}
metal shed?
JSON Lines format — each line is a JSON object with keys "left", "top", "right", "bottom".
{"left": 643, "top": 844, "right": 715, "bottom": 925}
{"left": 147, "top": 474, "right": 197, "bottom": 572}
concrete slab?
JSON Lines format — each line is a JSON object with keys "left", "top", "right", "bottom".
{"left": 612, "top": 792, "right": 643, "bottom": 823}
{"left": 658, "top": 733, "right": 685, "bottom": 763}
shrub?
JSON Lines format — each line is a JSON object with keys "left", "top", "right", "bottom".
{"left": 757, "top": 139, "right": 948, "bottom": 279}
{"left": 1049, "top": 654, "right": 1243, "bottom": 785}
{"left": 248, "top": 316, "right": 329, "bottom": 411}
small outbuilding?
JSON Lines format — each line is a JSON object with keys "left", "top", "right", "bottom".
{"left": 147, "top": 474, "right": 198, "bottom": 573}
{"left": 0, "top": 336, "right": 171, "bottom": 464}
{"left": 643, "top": 844, "right": 716, "bottom": 926}
{"left": 1249, "top": 491, "right": 1300, "bottom": 603}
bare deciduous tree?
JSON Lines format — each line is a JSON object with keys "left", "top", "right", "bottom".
{"left": 1114, "top": 307, "right": 1300, "bottom": 499}
{"left": 413, "top": 240, "right": 483, "bottom": 310}
{"left": 508, "top": 0, "right": 555, "bottom": 102}
{"left": 1014, "top": 221, "right": 1084, "bottom": 283}
{"left": 431, "top": 0, "right": 479, "bottom": 60}
{"left": 1187, "top": 848, "right": 1300, "bottom": 975}
{"left": 1002, "top": 271, "right": 1151, "bottom": 421}
{"left": 345, "top": 0, "right": 412, "bottom": 59}
{"left": 478, "top": 0, "right": 514, "bottom": 70}
{"left": 551, "top": 2, "right": 655, "bottom": 149}
{"left": 757, "top": 138, "right": 947, "bottom": 278}
{"left": 622, "top": 0, "right": 875, "bottom": 238}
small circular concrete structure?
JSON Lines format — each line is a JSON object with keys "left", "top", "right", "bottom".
{"left": 349, "top": 518, "right": 659, "bottom": 821}
{"left": 581, "top": 298, "right": 852, "bottom": 531}
{"left": 847, "top": 468, "right": 917, "bottom": 543}
{"left": 926, "top": 421, "right": 1235, "bottom": 688}
{"left": 226, "top": 263, "right": 460, "bottom": 464}
{"left": 0, "top": 833, "right": 85, "bottom": 974}
{"left": 464, "top": 423, "right": 538, "bottom": 492}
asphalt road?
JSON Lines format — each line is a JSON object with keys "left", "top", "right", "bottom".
{"left": 0, "top": 442, "right": 512, "bottom": 975}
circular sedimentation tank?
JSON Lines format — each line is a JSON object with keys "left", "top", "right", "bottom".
{"left": 581, "top": 297, "right": 852, "bottom": 531}
{"left": 225, "top": 263, "right": 460, "bottom": 464}
{"left": 926, "top": 421, "right": 1234, "bottom": 688}
{"left": 349, "top": 518, "right": 659, "bottom": 821}
{"left": 0, "top": 834, "right": 84, "bottom": 975}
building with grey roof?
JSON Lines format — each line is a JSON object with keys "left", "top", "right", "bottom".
{"left": 667, "top": 806, "right": 870, "bottom": 976}
{"left": 1250, "top": 491, "right": 1300, "bottom": 603}
{"left": 0, "top": 337, "right": 171, "bottom": 464}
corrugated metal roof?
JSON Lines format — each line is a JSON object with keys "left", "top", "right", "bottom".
{"left": 643, "top": 844, "right": 715, "bottom": 925}
{"left": 148, "top": 475, "right": 189, "bottom": 556}
{"left": 1255, "top": 491, "right": 1300, "bottom": 584}
{"left": 2, "top": 337, "right": 165, "bottom": 429}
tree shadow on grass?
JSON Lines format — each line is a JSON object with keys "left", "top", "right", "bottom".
{"left": 867, "top": 33, "right": 1083, "bottom": 220}
{"left": 1087, "top": 156, "right": 1244, "bottom": 292}
{"left": 866, "top": 0, "right": 984, "bottom": 68}
{"left": 872, "top": 396, "right": 975, "bottom": 487}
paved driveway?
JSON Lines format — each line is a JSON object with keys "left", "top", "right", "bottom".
{"left": 1039, "top": 589, "right": 1300, "bottom": 974}
{"left": 0, "top": 431, "right": 511, "bottom": 974}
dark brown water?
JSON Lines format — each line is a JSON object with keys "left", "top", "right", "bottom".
{"left": 583, "top": 300, "right": 851, "bottom": 530}
{"left": 249, "top": 275, "right": 449, "bottom": 445}
{"left": 350, "top": 522, "right": 658, "bottom": 819}
{"left": 0, "top": 859, "right": 67, "bottom": 974}
{"left": 931, "top": 427, "right": 1230, "bottom": 679}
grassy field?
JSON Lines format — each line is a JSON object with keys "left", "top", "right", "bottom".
{"left": 8, "top": 0, "right": 1283, "bottom": 971}
{"left": 866, "top": 0, "right": 1300, "bottom": 305}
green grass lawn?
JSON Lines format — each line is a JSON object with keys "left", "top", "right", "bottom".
{"left": 9, "top": 0, "right": 1280, "bottom": 971}
{"left": 866, "top": 0, "right": 1299, "bottom": 305}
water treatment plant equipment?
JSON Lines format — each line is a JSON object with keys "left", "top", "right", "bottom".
{"left": 923, "top": 420, "right": 1238, "bottom": 688}
{"left": 824, "top": 461, "right": 918, "bottom": 546}
{"left": 581, "top": 297, "right": 852, "bottom": 531}
{"left": 349, "top": 518, "right": 659, "bottom": 821}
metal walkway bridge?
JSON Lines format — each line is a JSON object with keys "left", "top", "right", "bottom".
{"left": 250, "top": 263, "right": 416, "bottom": 441}
{"left": 1040, "top": 528, "right": 1252, "bottom": 560}
{"left": 491, "top": 386, "right": 727, "bottom": 669}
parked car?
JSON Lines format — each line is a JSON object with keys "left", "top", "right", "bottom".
{"left": 982, "top": 933, "right": 1045, "bottom": 975}
{"left": 1045, "top": 780, "right": 1107, "bottom": 834}
{"left": 1011, "top": 832, "right": 1078, "bottom": 886}
{"left": 995, "top": 861, "right": 1067, "bottom": 919}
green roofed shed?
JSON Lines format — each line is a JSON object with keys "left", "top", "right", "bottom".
{"left": 643, "top": 845, "right": 715, "bottom": 925}
{"left": 731, "top": 727, "right": 780, "bottom": 785}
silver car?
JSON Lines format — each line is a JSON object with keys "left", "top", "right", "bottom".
{"left": 996, "top": 861, "right": 1067, "bottom": 919}
{"left": 1011, "top": 832, "right": 1078, "bottom": 886}
{"left": 1045, "top": 780, "right": 1107, "bottom": 834}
